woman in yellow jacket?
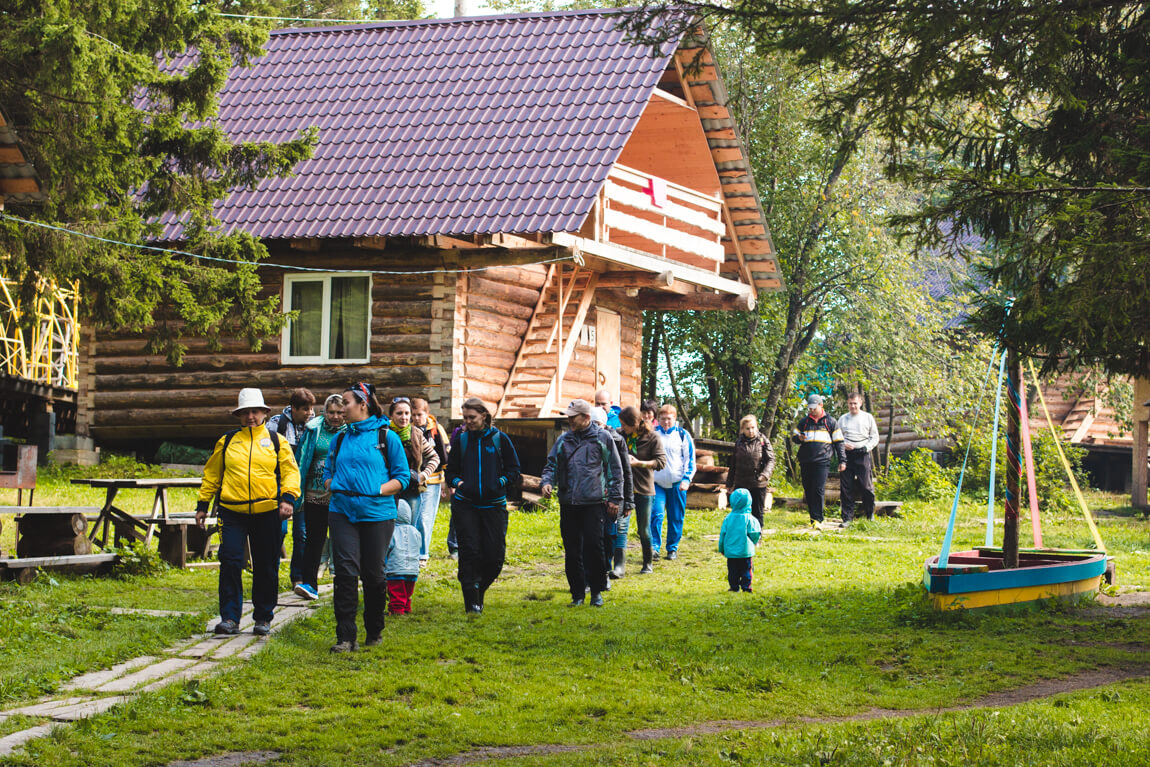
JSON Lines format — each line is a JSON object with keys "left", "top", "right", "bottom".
{"left": 196, "top": 388, "right": 301, "bottom": 636}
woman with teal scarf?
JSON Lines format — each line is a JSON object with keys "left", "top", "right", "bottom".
{"left": 293, "top": 393, "right": 346, "bottom": 600}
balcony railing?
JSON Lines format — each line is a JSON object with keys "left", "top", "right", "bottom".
{"left": 589, "top": 164, "right": 726, "bottom": 273}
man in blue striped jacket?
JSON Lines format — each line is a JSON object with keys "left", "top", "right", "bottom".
{"left": 791, "top": 394, "right": 846, "bottom": 525}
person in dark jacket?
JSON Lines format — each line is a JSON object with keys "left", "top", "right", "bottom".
{"left": 266, "top": 387, "right": 316, "bottom": 587}
{"left": 791, "top": 394, "right": 846, "bottom": 525}
{"left": 541, "top": 399, "right": 623, "bottom": 607}
{"left": 619, "top": 405, "right": 667, "bottom": 574}
{"left": 591, "top": 406, "right": 634, "bottom": 581}
{"left": 445, "top": 397, "right": 522, "bottom": 614}
{"left": 726, "top": 414, "right": 775, "bottom": 526}
{"left": 323, "top": 382, "right": 410, "bottom": 652}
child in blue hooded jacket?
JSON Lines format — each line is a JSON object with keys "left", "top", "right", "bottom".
{"left": 385, "top": 497, "right": 423, "bottom": 614}
{"left": 718, "top": 488, "right": 762, "bottom": 592}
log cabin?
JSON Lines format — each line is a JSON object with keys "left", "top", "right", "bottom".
{"left": 77, "top": 9, "right": 783, "bottom": 468}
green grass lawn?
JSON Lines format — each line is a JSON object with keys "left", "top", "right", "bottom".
{"left": 2, "top": 474, "right": 1149, "bottom": 766}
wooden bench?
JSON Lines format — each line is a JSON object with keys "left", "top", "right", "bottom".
{"left": 0, "top": 553, "right": 118, "bottom": 584}
{"left": 774, "top": 497, "right": 903, "bottom": 518}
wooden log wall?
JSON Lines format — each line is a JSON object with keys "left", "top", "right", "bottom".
{"left": 874, "top": 406, "right": 951, "bottom": 455}
{"left": 453, "top": 265, "right": 548, "bottom": 412}
{"left": 85, "top": 243, "right": 448, "bottom": 443}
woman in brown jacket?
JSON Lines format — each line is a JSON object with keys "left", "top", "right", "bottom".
{"left": 619, "top": 406, "right": 667, "bottom": 573}
{"left": 726, "top": 414, "right": 775, "bottom": 525}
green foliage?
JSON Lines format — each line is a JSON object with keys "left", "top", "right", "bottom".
{"left": 0, "top": 0, "right": 317, "bottom": 362}
{"left": 875, "top": 449, "right": 954, "bottom": 502}
{"left": 111, "top": 541, "right": 169, "bottom": 577}
{"left": 957, "top": 426, "right": 1089, "bottom": 514}
{"left": 38, "top": 454, "right": 197, "bottom": 484}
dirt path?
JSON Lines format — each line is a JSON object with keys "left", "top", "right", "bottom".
{"left": 407, "top": 664, "right": 1150, "bottom": 767}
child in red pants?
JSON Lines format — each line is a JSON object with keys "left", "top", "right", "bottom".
{"left": 386, "top": 499, "right": 423, "bottom": 614}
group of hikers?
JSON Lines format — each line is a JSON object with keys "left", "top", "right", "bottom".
{"left": 195, "top": 383, "right": 878, "bottom": 651}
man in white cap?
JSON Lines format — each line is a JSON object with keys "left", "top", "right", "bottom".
{"left": 791, "top": 394, "right": 846, "bottom": 526}
{"left": 196, "top": 388, "right": 301, "bottom": 636}
{"left": 541, "top": 399, "right": 623, "bottom": 607}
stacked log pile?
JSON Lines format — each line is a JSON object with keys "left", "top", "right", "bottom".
{"left": 15, "top": 513, "right": 92, "bottom": 557}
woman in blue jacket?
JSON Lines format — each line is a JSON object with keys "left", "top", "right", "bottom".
{"left": 323, "top": 382, "right": 410, "bottom": 652}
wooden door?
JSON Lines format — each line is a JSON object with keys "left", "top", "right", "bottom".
{"left": 595, "top": 309, "right": 621, "bottom": 402}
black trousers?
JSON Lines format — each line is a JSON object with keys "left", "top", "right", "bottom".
{"left": 800, "top": 461, "right": 830, "bottom": 522}
{"left": 727, "top": 557, "right": 753, "bottom": 591}
{"left": 301, "top": 500, "right": 330, "bottom": 590}
{"left": 560, "top": 503, "right": 608, "bottom": 598}
{"left": 452, "top": 499, "right": 508, "bottom": 593}
{"left": 840, "top": 451, "right": 876, "bottom": 521}
{"left": 732, "top": 484, "right": 769, "bottom": 526}
{"left": 328, "top": 513, "right": 394, "bottom": 643}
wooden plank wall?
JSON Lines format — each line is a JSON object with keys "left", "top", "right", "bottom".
{"left": 86, "top": 244, "right": 447, "bottom": 442}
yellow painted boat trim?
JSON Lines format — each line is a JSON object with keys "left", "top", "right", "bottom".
{"left": 930, "top": 575, "right": 1101, "bottom": 611}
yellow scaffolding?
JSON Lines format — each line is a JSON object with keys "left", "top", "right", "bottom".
{"left": 0, "top": 274, "right": 80, "bottom": 389}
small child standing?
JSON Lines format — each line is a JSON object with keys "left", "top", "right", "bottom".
{"left": 386, "top": 499, "right": 423, "bottom": 614}
{"left": 718, "top": 488, "right": 762, "bottom": 592}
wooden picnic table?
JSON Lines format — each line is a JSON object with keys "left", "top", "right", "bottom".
{"left": 72, "top": 477, "right": 206, "bottom": 557}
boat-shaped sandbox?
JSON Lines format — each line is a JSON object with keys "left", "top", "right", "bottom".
{"left": 924, "top": 547, "right": 1108, "bottom": 610}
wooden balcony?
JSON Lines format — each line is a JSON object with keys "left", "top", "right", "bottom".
{"left": 583, "top": 164, "right": 726, "bottom": 273}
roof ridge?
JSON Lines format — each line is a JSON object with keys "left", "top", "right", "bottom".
{"left": 268, "top": 6, "right": 642, "bottom": 36}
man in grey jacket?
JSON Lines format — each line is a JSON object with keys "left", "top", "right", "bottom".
{"left": 542, "top": 399, "right": 623, "bottom": 607}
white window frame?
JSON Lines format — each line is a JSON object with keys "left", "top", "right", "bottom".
{"left": 281, "top": 272, "right": 372, "bottom": 365}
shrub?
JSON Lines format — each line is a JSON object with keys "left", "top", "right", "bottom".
{"left": 875, "top": 449, "right": 955, "bottom": 501}
{"left": 952, "top": 424, "right": 1088, "bottom": 513}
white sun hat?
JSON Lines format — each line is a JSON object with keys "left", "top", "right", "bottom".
{"left": 232, "top": 388, "right": 270, "bottom": 414}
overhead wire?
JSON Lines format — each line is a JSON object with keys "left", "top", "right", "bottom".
{"left": 0, "top": 213, "right": 575, "bottom": 276}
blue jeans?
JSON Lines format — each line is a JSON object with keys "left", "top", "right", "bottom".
{"left": 417, "top": 482, "right": 442, "bottom": 558}
{"left": 613, "top": 509, "right": 631, "bottom": 550}
{"left": 650, "top": 483, "right": 687, "bottom": 554}
{"left": 289, "top": 507, "right": 306, "bottom": 583}
{"left": 218, "top": 508, "right": 282, "bottom": 624}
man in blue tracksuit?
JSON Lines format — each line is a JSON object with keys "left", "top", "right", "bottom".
{"left": 446, "top": 397, "right": 522, "bottom": 614}
{"left": 651, "top": 404, "right": 695, "bottom": 560}
{"left": 542, "top": 399, "right": 623, "bottom": 607}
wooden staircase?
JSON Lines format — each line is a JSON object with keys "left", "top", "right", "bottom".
{"left": 497, "top": 264, "right": 599, "bottom": 418}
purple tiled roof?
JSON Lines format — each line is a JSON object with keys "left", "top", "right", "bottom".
{"left": 161, "top": 10, "right": 680, "bottom": 241}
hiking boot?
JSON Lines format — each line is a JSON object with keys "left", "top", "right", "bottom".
{"left": 466, "top": 603, "right": 483, "bottom": 614}
{"left": 330, "top": 640, "right": 357, "bottom": 653}
{"left": 364, "top": 634, "right": 383, "bottom": 647}
{"left": 652, "top": 550, "right": 661, "bottom": 560}
{"left": 639, "top": 563, "right": 653, "bottom": 574}
{"left": 294, "top": 583, "right": 319, "bottom": 600}
{"left": 213, "top": 619, "right": 240, "bottom": 635}
{"left": 641, "top": 542, "right": 653, "bottom": 573}
{"left": 589, "top": 593, "right": 604, "bottom": 607}
{"left": 568, "top": 596, "right": 585, "bottom": 607}
{"left": 666, "top": 550, "right": 678, "bottom": 561}
{"left": 252, "top": 621, "right": 271, "bottom": 636}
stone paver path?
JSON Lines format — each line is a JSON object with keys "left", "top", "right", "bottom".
{"left": 0, "top": 585, "right": 330, "bottom": 757}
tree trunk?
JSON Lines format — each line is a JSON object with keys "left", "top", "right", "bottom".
{"left": 659, "top": 314, "right": 693, "bottom": 437}
{"left": 642, "top": 312, "right": 660, "bottom": 401}
{"left": 883, "top": 395, "right": 896, "bottom": 471}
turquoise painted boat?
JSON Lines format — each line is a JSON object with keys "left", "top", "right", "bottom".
{"left": 924, "top": 548, "right": 1108, "bottom": 610}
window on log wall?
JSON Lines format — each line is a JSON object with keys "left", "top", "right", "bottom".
{"left": 282, "top": 273, "right": 371, "bottom": 365}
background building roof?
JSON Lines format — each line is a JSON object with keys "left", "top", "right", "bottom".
{"left": 161, "top": 9, "right": 680, "bottom": 241}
